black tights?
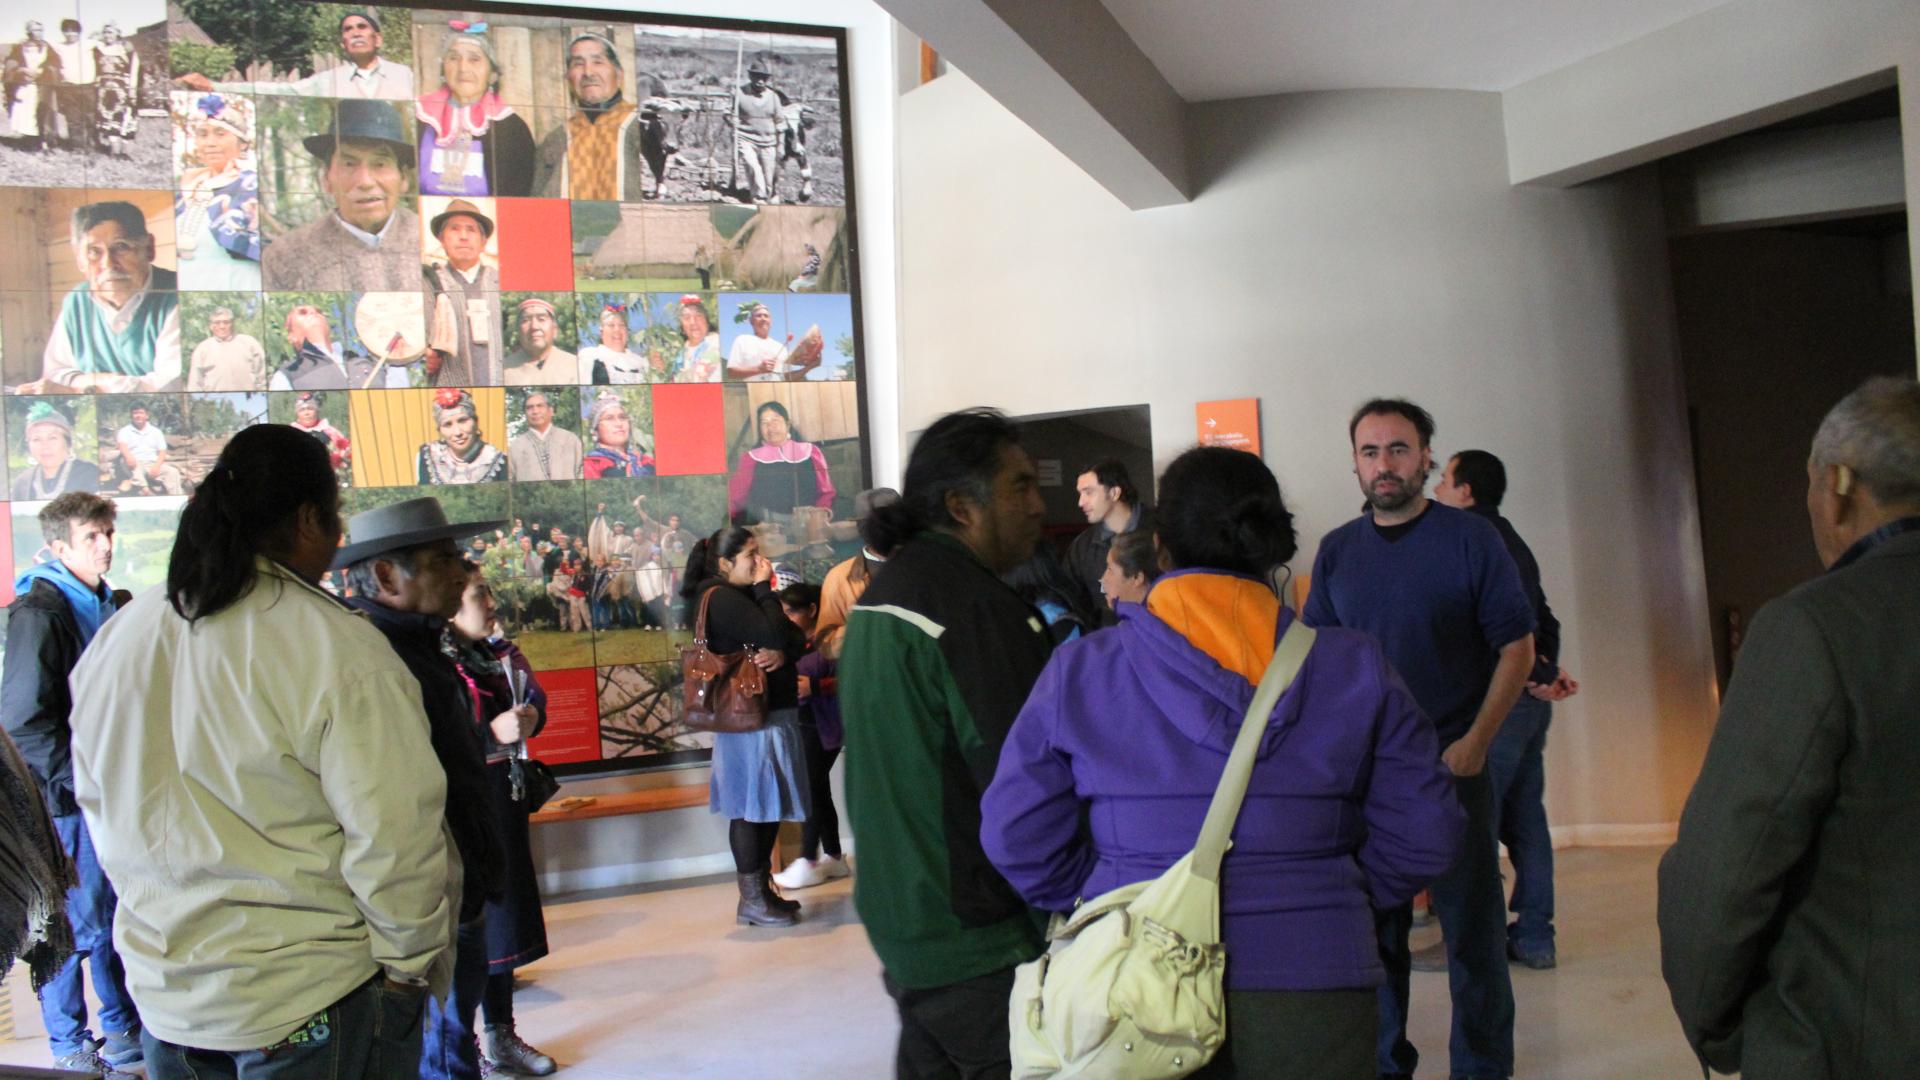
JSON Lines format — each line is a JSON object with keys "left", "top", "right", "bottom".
{"left": 800, "top": 724, "right": 842, "bottom": 860}
{"left": 480, "top": 971, "right": 513, "bottom": 1027}
{"left": 729, "top": 818, "right": 780, "bottom": 874}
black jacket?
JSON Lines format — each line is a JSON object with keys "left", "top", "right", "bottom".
{"left": 1467, "top": 504, "right": 1561, "bottom": 684}
{"left": 1, "top": 579, "right": 110, "bottom": 817}
{"left": 348, "top": 598, "right": 504, "bottom": 923}
{"left": 1063, "top": 503, "right": 1154, "bottom": 627}
{"left": 690, "top": 578, "right": 805, "bottom": 711}
{"left": 1659, "top": 525, "right": 1920, "bottom": 1079}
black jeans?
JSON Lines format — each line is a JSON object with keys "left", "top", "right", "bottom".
{"left": 1191, "top": 989, "right": 1375, "bottom": 1079}
{"left": 1375, "top": 770, "right": 1514, "bottom": 1079}
{"left": 143, "top": 975, "right": 425, "bottom": 1079}
{"left": 883, "top": 966, "right": 1017, "bottom": 1080}
{"left": 799, "top": 716, "right": 842, "bottom": 860}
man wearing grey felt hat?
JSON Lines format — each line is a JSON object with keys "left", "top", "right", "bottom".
{"left": 335, "top": 496, "right": 512, "bottom": 1080}
{"left": 262, "top": 98, "right": 422, "bottom": 292}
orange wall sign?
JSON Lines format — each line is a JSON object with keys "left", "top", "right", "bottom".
{"left": 1196, "top": 398, "right": 1261, "bottom": 455}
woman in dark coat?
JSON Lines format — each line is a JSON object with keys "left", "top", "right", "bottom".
{"left": 448, "top": 563, "right": 557, "bottom": 1076}
{"left": 684, "top": 526, "right": 810, "bottom": 927}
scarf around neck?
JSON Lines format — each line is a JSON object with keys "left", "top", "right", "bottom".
{"left": 418, "top": 85, "right": 515, "bottom": 145}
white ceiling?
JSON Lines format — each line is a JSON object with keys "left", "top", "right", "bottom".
{"left": 1100, "top": 0, "right": 1741, "bottom": 101}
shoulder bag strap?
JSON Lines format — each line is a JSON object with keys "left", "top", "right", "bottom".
{"left": 693, "top": 586, "right": 718, "bottom": 645}
{"left": 1192, "top": 619, "right": 1316, "bottom": 883}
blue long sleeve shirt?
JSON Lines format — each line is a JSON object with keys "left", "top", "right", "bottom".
{"left": 1303, "top": 503, "right": 1535, "bottom": 745}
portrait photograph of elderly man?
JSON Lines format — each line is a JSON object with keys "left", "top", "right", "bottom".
{"left": 261, "top": 98, "right": 422, "bottom": 291}
{"left": 0, "top": 191, "right": 182, "bottom": 395}
{"left": 422, "top": 196, "right": 504, "bottom": 387}
{"left": 171, "top": 4, "right": 415, "bottom": 101}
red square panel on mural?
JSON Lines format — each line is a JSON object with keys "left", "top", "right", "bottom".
{"left": 495, "top": 199, "right": 575, "bottom": 291}
{"left": 652, "top": 383, "right": 728, "bottom": 476}
{"left": 525, "top": 667, "right": 601, "bottom": 766}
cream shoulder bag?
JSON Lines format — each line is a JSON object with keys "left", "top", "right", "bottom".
{"left": 1009, "top": 620, "right": 1317, "bottom": 1079}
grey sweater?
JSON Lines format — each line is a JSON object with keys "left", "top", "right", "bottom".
{"left": 263, "top": 207, "right": 424, "bottom": 292}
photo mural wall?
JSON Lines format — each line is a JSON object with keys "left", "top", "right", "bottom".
{"left": 0, "top": 0, "right": 869, "bottom": 775}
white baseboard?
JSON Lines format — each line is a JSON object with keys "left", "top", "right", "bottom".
{"left": 540, "top": 852, "right": 735, "bottom": 896}
{"left": 541, "top": 826, "right": 1674, "bottom": 897}
{"left": 540, "top": 838, "right": 857, "bottom": 897}
{"left": 1547, "top": 823, "right": 1678, "bottom": 849}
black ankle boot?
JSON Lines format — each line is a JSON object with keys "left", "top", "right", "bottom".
{"left": 737, "top": 871, "right": 797, "bottom": 927}
{"left": 763, "top": 870, "right": 801, "bottom": 913}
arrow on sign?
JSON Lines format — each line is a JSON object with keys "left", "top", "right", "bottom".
{"left": 1205, "top": 417, "right": 1217, "bottom": 428}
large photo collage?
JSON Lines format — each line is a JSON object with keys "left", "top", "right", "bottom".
{"left": 0, "top": 0, "right": 867, "bottom": 773}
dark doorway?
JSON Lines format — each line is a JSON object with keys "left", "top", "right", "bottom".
{"left": 1663, "top": 87, "right": 1913, "bottom": 686}
{"left": 1010, "top": 404, "right": 1154, "bottom": 548}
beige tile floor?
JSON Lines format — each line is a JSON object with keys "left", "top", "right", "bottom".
{"left": 2, "top": 845, "right": 1709, "bottom": 1078}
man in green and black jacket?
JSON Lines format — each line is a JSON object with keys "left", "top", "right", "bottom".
{"left": 841, "top": 408, "right": 1053, "bottom": 1078}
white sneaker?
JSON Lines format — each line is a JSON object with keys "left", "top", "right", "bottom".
{"left": 773, "top": 857, "right": 827, "bottom": 890}
{"left": 816, "top": 853, "right": 851, "bottom": 881}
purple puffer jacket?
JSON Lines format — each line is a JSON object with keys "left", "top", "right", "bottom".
{"left": 980, "top": 591, "right": 1464, "bottom": 991}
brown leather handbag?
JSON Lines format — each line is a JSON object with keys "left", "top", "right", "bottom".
{"left": 680, "top": 586, "right": 769, "bottom": 733}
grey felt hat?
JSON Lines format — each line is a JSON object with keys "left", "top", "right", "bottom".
{"left": 303, "top": 99, "right": 413, "bottom": 163}
{"left": 332, "top": 496, "right": 505, "bottom": 569}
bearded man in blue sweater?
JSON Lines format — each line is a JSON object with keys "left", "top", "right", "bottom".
{"left": 1304, "top": 398, "right": 1535, "bottom": 1080}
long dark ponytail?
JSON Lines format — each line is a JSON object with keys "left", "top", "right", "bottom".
{"left": 167, "top": 424, "right": 339, "bottom": 623}
{"left": 679, "top": 525, "right": 755, "bottom": 601}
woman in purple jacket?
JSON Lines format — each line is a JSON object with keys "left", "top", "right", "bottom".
{"left": 981, "top": 446, "right": 1465, "bottom": 1080}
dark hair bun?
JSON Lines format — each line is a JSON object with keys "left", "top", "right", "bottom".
{"left": 1155, "top": 447, "right": 1297, "bottom": 576}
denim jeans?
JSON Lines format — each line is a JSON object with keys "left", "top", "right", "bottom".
{"left": 419, "top": 919, "right": 488, "bottom": 1080}
{"left": 41, "top": 813, "right": 140, "bottom": 1057}
{"left": 1487, "top": 697, "right": 1555, "bottom": 951}
{"left": 1375, "top": 771, "right": 1514, "bottom": 1079}
{"left": 143, "top": 975, "right": 426, "bottom": 1079}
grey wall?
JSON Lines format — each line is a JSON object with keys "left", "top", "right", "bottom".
{"left": 1670, "top": 226, "right": 1915, "bottom": 684}
{"left": 895, "top": 73, "right": 1721, "bottom": 838}
{"left": 1499, "top": 0, "right": 1920, "bottom": 351}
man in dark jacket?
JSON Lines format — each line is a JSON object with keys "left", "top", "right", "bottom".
{"left": 338, "top": 496, "right": 508, "bottom": 1080}
{"left": 840, "top": 409, "right": 1053, "bottom": 1078}
{"left": 1064, "top": 458, "right": 1152, "bottom": 624}
{"left": 1, "top": 492, "right": 142, "bottom": 1076}
{"left": 1431, "top": 449, "right": 1579, "bottom": 971}
{"left": 1659, "top": 376, "right": 1920, "bottom": 1079}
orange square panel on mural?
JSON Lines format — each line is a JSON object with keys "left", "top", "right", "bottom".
{"left": 495, "top": 199, "right": 577, "bottom": 291}
{"left": 652, "top": 383, "right": 727, "bottom": 476}
{"left": 1197, "top": 398, "right": 1262, "bottom": 455}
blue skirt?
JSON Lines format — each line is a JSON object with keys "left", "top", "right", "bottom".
{"left": 709, "top": 707, "right": 812, "bottom": 822}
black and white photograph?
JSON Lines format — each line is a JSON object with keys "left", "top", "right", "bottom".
{"left": 0, "top": 0, "right": 170, "bottom": 189}
{"left": 629, "top": 24, "right": 844, "bottom": 206}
